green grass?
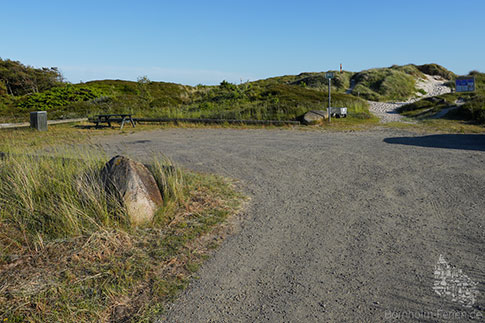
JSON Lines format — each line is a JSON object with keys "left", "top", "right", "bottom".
{"left": 391, "top": 64, "right": 425, "bottom": 78}
{"left": 0, "top": 144, "right": 245, "bottom": 322}
{"left": 287, "top": 71, "right": 353, "bottom": 92}
{"left": 398, "top": 95, "right": 452, "bottom": 117}
{"left": 350, "top": 67, "right": 418, "bottom": 101}
{"left": 0, "top": 124, "right": 104, "bottom": 151}
{"left": 347, "top": 64, "right": 456, "bottom": 102}
{"left": 384, "top": 118, "right": 485, "bottom": 134}
{"left": 415, "top": 63, "right": 456, "bottom": 80}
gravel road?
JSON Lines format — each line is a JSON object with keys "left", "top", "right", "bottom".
{"left": 94, "top": 128, "right": 485, "bottom": 322}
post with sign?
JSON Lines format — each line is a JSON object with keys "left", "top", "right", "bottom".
{"left": 455, "top": 76, "right": 475, "bottom": 93}
{"left": 326, "top": 72, "right": 334, "bottom": 122}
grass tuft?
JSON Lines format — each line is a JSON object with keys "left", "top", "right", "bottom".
{"left": 0, "top": 147, "right": 245, "bottom": 322}
{"left": 350, "top": 67, "right": 417, "bottom": 101}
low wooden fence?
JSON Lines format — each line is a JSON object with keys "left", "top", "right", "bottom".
{"left": 0, "top": 118, "right": 88, "bottom": 129}
{"left": 87, "top": 117, "right": 301, "bottom": 126}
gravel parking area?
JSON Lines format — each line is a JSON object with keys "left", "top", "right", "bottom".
{"left": 94, "top": 128, "right": 485, "bottom": 322}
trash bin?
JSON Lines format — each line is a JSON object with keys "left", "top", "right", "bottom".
{"left": 30, "top": 111, "right": 48, "bottom": 131}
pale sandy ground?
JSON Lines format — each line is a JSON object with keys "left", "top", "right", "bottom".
{"left": 368, "top": 75, "right": 452, "bottom": 123}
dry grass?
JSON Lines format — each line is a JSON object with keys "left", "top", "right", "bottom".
{"left": 0, "top": 145, "right": 245, "bottom": 322}
{"left": 383, "top": 119, "right": 485, "bottom": 134}
{"left": 0, "top": 124, "right": 102, "bottom": 151}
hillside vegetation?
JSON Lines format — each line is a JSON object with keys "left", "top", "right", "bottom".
{"left": 0, "top": 59, "right": 461, "bottom": 123}
{"left": 0, "top": 58, "right": 373, "bottom": 122}
{"left": 398, "top": 70, "right": 485, "bottom": 124}
{"left": 247, "top": 63, "right": 455, "bottom": 103}
{"left": 351, "top": 68, "right": 417, "bottom": 101}
{"left": 349, "top": 64, "right": 455, "bottom": 101}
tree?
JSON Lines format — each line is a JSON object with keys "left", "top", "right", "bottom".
{"left": 0, "top": 58, "right": 64, "bottom": 96}
{"left": 0, "top": 80, "right": 6, "bottom": 96}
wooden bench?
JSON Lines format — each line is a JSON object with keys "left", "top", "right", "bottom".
{"left": 93, "top": 114, "right": 136, "bottom": 130}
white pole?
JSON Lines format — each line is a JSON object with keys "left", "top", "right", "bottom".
{"left": 328, "top": 78, "right": 331, "bottom": 123}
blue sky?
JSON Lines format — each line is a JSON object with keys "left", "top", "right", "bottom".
{"left": 1, "top": 0, "right": 484, "bottom": 85}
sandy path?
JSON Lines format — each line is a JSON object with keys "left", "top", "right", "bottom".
{"left": 369, "top": 75, "right": 451, "bottom": 123}
{"left": 94, "top": 128, "right": 485, "bottom": 322}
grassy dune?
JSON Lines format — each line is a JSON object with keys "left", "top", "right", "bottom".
{"left": 399, "top": 71, "right": 485, "bottom": 124}
{"left": 349, "top": 64, "right": 455, "bottom": 101}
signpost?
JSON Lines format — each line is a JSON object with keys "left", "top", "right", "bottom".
{"left": 455, "top": 76, "right": 475, "bottom": 92}
{"left": 326, "top": 72, "right": 334, "bottom": 122}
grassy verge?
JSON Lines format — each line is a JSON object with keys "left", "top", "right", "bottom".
{"left": 394, "top": 93, "right": 485, "bottom": 133}
{"left": 0, "top": 146, "right": 245, "bottom": 322}
{"left": 301, "top": 114, "right": 380, "bottom": 132}
{"left": 383, "top": 119, "right": 485, "bottom": 134}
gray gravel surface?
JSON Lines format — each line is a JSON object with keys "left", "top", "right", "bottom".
{"left": 93, "top": 128, "right": 485, "bottom": 322}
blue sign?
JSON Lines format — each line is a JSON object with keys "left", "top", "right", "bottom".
{"left": 456, "top": 77, "right": 475, "bottom": 92}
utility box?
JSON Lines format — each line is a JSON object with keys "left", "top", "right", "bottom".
{"left": 30, "top": 111, "right": 48, "bottom": 131}
{"left": 330, "top": 107, "right": 348, "bottom": 118}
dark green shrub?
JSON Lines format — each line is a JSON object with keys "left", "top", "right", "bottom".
{"left": 462, "top": 95, "right": 485, "bottom": 123}
{"left": 0, "top": 80, "right": 7, "bottom": 96}
{"left": 351, "top": 68, "right": 416, "bottom": 101}
{"left": 416, "top": 64, "right": 456, "bottom": 79}
{"left": 17, "top": 85, "right": 106, "bottom": 111}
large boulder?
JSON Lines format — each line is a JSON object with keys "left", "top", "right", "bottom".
{"left": 101, "top": 155, "right": 163, "bottom": 225}
{"left": 302, "top": 110, "right": 327, "bottom": 125}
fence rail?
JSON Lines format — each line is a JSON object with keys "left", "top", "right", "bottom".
{"left": 88, "top": 117, "right": 300, "bottom": 126}
{"left": 1, "top": 116, "right": 300, "bottom": 130}
{"left": 0, "top": 118, "right": 88, "bottom": 129}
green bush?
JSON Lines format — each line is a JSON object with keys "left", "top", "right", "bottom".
{"left": 0, "top": 80, "right": 7, "bottom": 96}
{"left": 468, "top": 71, "right": 485, "bottom": 94}
{"left": 380, "top": 71, "right": 417, "bottom": 100}
{"left": 416, "top": 64, "right": 456, "bottom": 80}
{"left": 391, "top": 64, "right": 425, "bottom": 78}
{"left": 351, "top": 83, "right": 381, "bottom": 101}
{"left": 351, "top": 68, "right": 416, "bottom": 101}
{"left": 17, "top": 85, "right": 106, "bottom": 111}
{"left": 462, "top": 95, "right": 485, "bottom": 123}
{"left": 290, "top": 71, "right": 353, "bottom": 92}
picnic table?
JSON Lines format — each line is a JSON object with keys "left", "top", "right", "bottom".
{"left": 93, "top": 114, "right": 136, "bottom": 130}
